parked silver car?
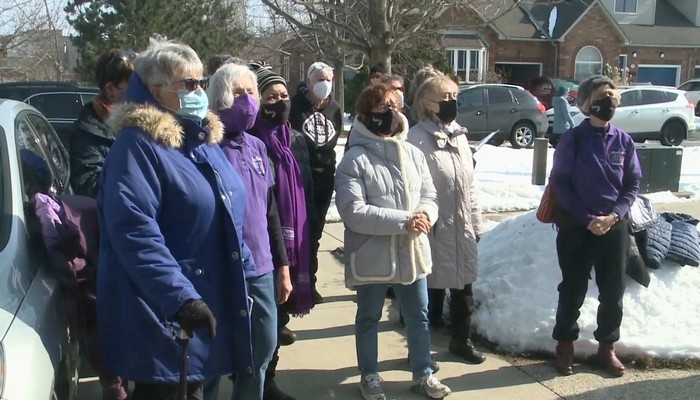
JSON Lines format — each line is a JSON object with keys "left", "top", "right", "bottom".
{"left": 457, "top": 84, "right": 548, "bottom": 149}
{"left": 0, "top": 99, "right": 79, "bottom": 399}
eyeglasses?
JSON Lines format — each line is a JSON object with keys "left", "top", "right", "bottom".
{"left": 173, "top": 78, "right": 210, "bottom": 91}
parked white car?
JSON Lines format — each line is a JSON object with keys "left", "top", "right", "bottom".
{"left": 0, "top": 99, "right": 79, "bottom": 399}
{"left": 546, "top": 86, "right": 696, "bottom": 146}
{"left": 679, "top": 79, "right": 700, "bottom": 113}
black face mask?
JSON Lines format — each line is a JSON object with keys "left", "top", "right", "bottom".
{"left": 368, "top": 110, "right": 395, "bottom": 135}
{"left": 589, "top": 96, "right": 617, "bottom": 122}
{"left": 259, "top": 99, "right": 291, "bottom": 126}
{"left": 436, "top": 99, "right": 458, "bottom": 124}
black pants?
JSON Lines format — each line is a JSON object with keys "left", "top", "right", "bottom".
{"left": 310, "top": 167, "right": 335, "bottom": 288}
{"left": 428, "top": 284, "right": 475, "bottom": 340}
{"left": 552, "top": 220, "right": 629, "bottom": 343}
{"left": 131, "top": 381, "right": 203, "bottom": 400}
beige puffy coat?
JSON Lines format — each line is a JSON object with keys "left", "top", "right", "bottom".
{"left": 407, "top": 119, "right": 483, "bottom": 289}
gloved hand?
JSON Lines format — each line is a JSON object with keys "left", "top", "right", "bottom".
{"left": 175, "top": 299, "right": 217, "bottom": 338}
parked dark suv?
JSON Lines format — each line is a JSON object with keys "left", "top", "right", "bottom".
{"left": 457, "top": 84, "right": 548, "bottom": 148}
{"left": 0, "top": 82, "right": 99, "bottom": 150}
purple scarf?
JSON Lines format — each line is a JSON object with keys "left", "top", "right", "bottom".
{"left": 250, "top": 118, "right": 313, "bottom": 315}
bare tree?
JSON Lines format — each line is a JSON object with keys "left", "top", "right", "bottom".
{"left": 261, "top": 0, "right": 523, "bottom": 73}
{"left": 0, "top": 0, "right": 70, "bottom": 81}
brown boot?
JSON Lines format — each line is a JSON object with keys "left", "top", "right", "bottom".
{"left": 598, "top": 342, "right": 625, "bottom": 377}
{"left": 555, "top": 341, "right": 574, "bottom": 376}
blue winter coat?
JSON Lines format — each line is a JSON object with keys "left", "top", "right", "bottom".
{"left": 96, "top": 73, "right": 254, "bottom": 382}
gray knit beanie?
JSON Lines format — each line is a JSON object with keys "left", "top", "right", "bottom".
{"left": 577, "top": 75, "right": 616, "bottom": 115}
{"left": 248, "top": 61, "right": 287, "bottom": 94}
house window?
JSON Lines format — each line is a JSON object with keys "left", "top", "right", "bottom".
{"left": 446, "top": 48, "right": 485, "bottom": 83}
{"left": 694, "top": 66, "right": 700, "bottom": 79}
{"left": 574, "top": 46, "right": 603, "bottom": 82}
{"left": 614, "top": 0, "right": 637, "bottom": 13}
{"left": 282, "top": 56, "right": 290, "bottom": 81}
{"left": 299, "top": 58, "right": 305, "bottom": 83}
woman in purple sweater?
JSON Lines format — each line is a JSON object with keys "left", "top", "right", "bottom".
{"left": 204, "top": 63, "right": 293, "bottom": 400}
{"left": 549, "top": 75, "right": 642, "bottom": 378}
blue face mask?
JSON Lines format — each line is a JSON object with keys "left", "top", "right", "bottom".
{"left": 176, "top": 88, "right": 209, "bottom": 121}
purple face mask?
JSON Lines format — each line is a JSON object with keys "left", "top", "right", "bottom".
{"left": 218, "top": 92, "right": 259, "bottom": 135}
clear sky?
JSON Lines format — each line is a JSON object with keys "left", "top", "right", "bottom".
{"left": 2, "top": 0, "right": 272, "bottom": 35}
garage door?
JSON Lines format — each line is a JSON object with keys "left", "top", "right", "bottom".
{"left": 495, "top": 63, "right": 542, "bottom": 86}
{"left": 637, "top": 66, "right": 679, "bottom": 86}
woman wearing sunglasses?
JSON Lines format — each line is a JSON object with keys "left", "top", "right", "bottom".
{"left": 96, "top": 39, "right": 255, "bottom": 399}
{"left": 70, "top": 48, "right": 135, "bottom": 198}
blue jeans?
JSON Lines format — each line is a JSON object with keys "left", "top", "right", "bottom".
{"left": 355, "top": 278, "right": 432, "bottom": 380}
{"left": 203, "top": 272, "right": 277, "bottom": 400}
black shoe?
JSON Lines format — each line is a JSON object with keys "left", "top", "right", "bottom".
{"left": 312, "top": 290, "right": 324, "bottom": 304}
{"left": 449, "top": 338, "right": 486, "bottom": 364}
{"left": 280, "top": 327, "right": 297, "bottom": 346}
{"left": 386, "top": 286, "right": 395, "bottom": 299}
{"left": 264, "top": 381, "right": 297, "bottom": 400}
{"left": 407, "top": 354, "right": 440, "bottom": 373}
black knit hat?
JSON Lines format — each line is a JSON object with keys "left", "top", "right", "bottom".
{"left": 577, "top": 75, "right": 616, "bottom": 114}
{"left": 248, "top": 61, "right": 286, "bottom": 94}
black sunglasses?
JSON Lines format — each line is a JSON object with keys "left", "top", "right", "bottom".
{"left": 175, "top": 78, "right": 210, "bottom": 91}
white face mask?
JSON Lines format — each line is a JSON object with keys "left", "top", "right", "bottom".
{"left": 312, "top": 80, "right": 332, "bottom": 99}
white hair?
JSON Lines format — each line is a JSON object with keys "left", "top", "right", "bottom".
{"left": 307, "top": 61, "right": 333, "bottom": 80}
{"left": 207, "top": 63, "right": 259, "bottom": 110}
{"left": 134, "top": 38, "right": 203, "bottom": 87}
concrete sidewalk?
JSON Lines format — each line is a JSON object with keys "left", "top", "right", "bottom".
{"left": 257, "top": 222, "right": 561, "bottom": 400}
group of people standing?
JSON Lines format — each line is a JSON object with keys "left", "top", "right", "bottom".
{"left": 67, "top": 41, "right": 340, "bottom": 400}
{"left": 61, "top": 37, "right": 639, "bottom": 400}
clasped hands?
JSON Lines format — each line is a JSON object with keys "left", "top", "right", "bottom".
{"left": 587, "top": 213, "right": 617, "bottom": 236}
{"left": 406, "top": 212, "right": 432, "bottom": 234}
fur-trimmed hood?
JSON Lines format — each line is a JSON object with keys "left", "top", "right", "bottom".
{"left": 106, "top": 72, "right": 223, "bottom": 149}
{"left": 107, "top": 103, "right": 223, "bottom": 149}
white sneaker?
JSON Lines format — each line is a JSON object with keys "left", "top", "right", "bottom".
{"left": 411, "top": 374, "right": 452, "bottom": 398}
{"left": 360, "top": 373, "right": 386, "bottom": 400}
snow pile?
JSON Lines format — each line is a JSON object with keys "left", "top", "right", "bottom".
{"left": 473, "top": 211, "right": 700, "bottom": 359}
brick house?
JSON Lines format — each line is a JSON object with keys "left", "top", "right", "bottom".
{"left": 439, "top": 0, "right": 700, "bottom": 87}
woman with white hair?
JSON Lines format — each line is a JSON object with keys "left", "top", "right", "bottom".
{"left": 202, "top": 63, "right": 292, "bottom": 400}
{"left": 97, "top": 39, "right": 254, "bottom": 399}
{"left": 289, "top": 61, "right": 343, "bottom": 304}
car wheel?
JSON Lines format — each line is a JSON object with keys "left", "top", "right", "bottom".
{"left": 660, "top": 121, "right": 685, "bottom": 146}
{"left": 696, "top": 101, "right": 700, "bottom": 117}
{"left": 510, "top": 121, "right": 536, "bottom": 149}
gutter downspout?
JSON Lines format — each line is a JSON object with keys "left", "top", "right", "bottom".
{"left": 551, "top": 40, "right": 559, "bottom": 77}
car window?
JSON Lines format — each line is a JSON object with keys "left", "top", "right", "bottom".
{"left": 15, "top": 115, "right": 56, "bottom": 201}
{"left": 458, "top": 89, "right": 483, "bottom": 108}
{"left": 619, "top": 91, "right": 638, "bottom": 107}
{"left": 664, "top": 92, "right": 678, "bottom": 102}
{"left": 640, "top": 90, "right": 668, "bottom": 105}
{"left": 25, "top": 113, "right": 69, "bottom": 192}
{"left": 81, "top": 92, "right": 97, "bottom": 104}
{"left": 512, "top": 90, "right": 535, "bottom": 105}
{"left": 487, "top": 88, "right": 513, "bottom": 105}
{"left": 28, "top": 93, "right": 83, "bottom": 120}
{"left": 679, "top": 82, "right": 692, "bottom": 91}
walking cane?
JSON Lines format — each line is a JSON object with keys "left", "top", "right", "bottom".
{"left": 176, "top": 328, "right": 190, "bottom": 400}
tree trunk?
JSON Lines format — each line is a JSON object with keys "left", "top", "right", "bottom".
{"left": 370, "top": 46, "right": 392, "bottom": 74}
{"left": 368, "top": 0, "right": 392, "bottom": 73}
{"left": 332, "top": 55, "right": 345, "bottom": 126}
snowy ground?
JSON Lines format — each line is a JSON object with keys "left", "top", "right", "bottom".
{"left": 326, "top": 142, "right": 700, "bottom": 222}
{"left": 474, "top": 210, "right": 700, "bottom": 360}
